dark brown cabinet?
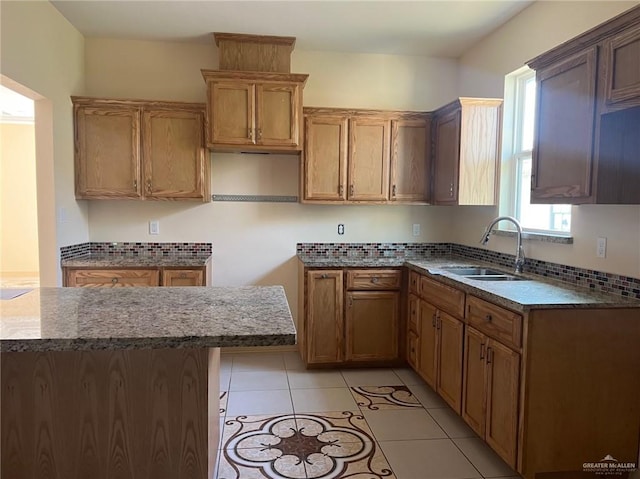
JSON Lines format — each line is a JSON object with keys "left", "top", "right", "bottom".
{"left": 528, "top": 5, "right": 640, "bottom": 204}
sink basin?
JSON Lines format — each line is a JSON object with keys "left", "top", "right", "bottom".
{"left": 465, "top": 275, "right": 524, "bottom": 281}
{"left": 439, "top": 267, "right": 505, "bottom": 276}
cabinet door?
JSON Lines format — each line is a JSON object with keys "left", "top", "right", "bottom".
{"left": 209, "top": 81, "right": 255, "bottom": 145}
{"left": 531, "top": 48, "right": 597, "bottom": 203}
{"left": 307, "top": 271, "right": 344, "bottom": 364}
{"left": 432, "top": 109, "right": 460, "bottom": 205}
{"left": 65, "top": 269, "right": 159, "bottom": 287}
{"left": 345, "top": 291, "right": 399, "bottom": 361}
{"left": 604, "top": 24, "right": 640, "bottom": 105}
{"left": 390, "top": 119, "right": 430, "bottom": 202}
{"left": 143, "top": 108, "right": 208, "bottom": 200}
{"left": 462, "top": 327, "right": 487, "bottom": 437}
{"left": 348, "top": 118, "right": 390, "bottom": 201}
{"left": 437, "top": 312, "right": 464, "bottom": 414}
{"left": 417, "top": 300, "right": 438, "bottom": 388}
{"left": 162, "top": 269, "right": 204, "bottom": 287}
{"left": 75, "top": 105, "right": 141, "bottom": 199}
{"left": 303, "top": 115, "right": 348, "bottom": 201}
{"left": 485, "top": 339, "right": 520, "bottom": 469}
{"left": 256, "top": 83, "right": 301, "bottom": 147}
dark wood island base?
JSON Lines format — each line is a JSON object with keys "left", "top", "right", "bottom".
{"left": 2, "top": 347, "right": 220, "bottom": 479}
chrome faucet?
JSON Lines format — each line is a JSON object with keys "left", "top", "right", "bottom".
{"left": 480, "top": 216, "right": 526, "bottom": 274}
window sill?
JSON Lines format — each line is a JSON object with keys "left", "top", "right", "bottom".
{"left": 493, "top": 229, "right": 573, "bottom": 244}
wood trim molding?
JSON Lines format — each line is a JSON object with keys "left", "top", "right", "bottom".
{"left": 201, "top": 69, "right": 309, "bottom": 85}
{"left": 213, "top": 32, "right": 296, "bottom": 48}
{"left": 71, "top": 96, "right": 205, "bottom": 112}
{"left": 304, "top": 106, "right": 431, "bottom": 120}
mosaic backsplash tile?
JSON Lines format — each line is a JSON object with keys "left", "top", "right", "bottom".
{"left": 298, "top": 242, "right": 640, "bottom": 300}
{"left": 61, "top": 242, "right": 212, "bottom": 260}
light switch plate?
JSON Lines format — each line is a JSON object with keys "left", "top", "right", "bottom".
{"left": 412, "top": 224, "right": 421, "bottom": 236}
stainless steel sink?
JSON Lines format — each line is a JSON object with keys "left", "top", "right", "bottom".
{"left": 439, "top": 267, "right": 505, "bottom": 276}
{"left": 438, "top": 266, "right": 525, "bottom": 281}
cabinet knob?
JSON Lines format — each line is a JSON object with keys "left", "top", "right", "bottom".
{"left": 257, "top": 128, "right": 262, "bottom": 140}
{"left": 179, "top": 273, "right": 187, "bottom": 279}
{"left": 111, "top": 277, "right": 118, "bottom": 284}
{"left": 133, "top": 179, "right": 137, "bottom": 189}
{"left": 392, "top": 184, "right": 397, "bottom": 197}
{"left": 146, "top": 180, "right": 152, "bottom": 193}
{"left": 339, "top": 185, "right": 344, "bottom": 196}
{"left": 371, "top": 277, "right": 379, "bottom": 284}
{"left": 485, "top": 314, "right": 493, "bottom": 322}
{"left": 349, "top": 185, "right": 354, "bottom": 197}
{"left": 449, "top": 182, "right": 454, "bottom": 196}
{"left": 248, "top": 127, "right": 253, "bottom": 140}
{"left": 321, "top": 273, "right": 328, "bottom": 279}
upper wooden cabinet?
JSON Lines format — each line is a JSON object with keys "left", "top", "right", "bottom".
{"left": 302, "top": 108, "right": 431, "bottom": 204}
{"left": 73, "top": 97, "right": 209, "bottom": 202}
{"left": 527, "top": 5, "right": 640, "bottom": 204}
{"left": 431, "top": 98, "right": 502, "bottom": 206}
{"left": 201, "top": 70, "right": 308, "bottom": 153}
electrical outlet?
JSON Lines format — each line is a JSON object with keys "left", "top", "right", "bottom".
{"left": 596, "top": 237, "right": 607, "bottom": 258}
{"left": 337, "top": 224, "right": 345, "bottom": 235}
{"left": 149, "top": 220, "right": 160, "bottom": 235}
{"left": 412, "top": 224, "right": 421, "bottom": 236}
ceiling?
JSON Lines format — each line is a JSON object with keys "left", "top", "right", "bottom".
{"left": 51, "top": 1, "right": 534, "bottom": 57}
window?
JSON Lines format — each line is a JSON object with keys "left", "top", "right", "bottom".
{"left": 500, "top": 68, "right": 571, "bottom": 234}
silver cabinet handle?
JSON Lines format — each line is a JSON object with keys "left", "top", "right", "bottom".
{"left": 392, "top": 184, "right": 397, "bottom": 197}
{"left": 350, "top": 185, "right": 354, "bottom": 196}
{"left": 339, "top": 185, "right": 344, "bottom": 196}
{"left": 480, "top": 343, "right": 485, "bottom": 360}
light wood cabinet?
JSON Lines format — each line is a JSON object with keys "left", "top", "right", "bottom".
{"left": 462, "top": 326, "right": 520, "bottom": 468}
{"left": 345, "top": 291, "right": 399, "bottom": 361}
{"left": 73, "top": 97, "right": 209, "bottom": 202}
{"left": 162, "top": 269, "right": 204, "bottom": 287}
{"left": 202, "top": 71, "right": 308, "bottom": 153}
{"left": 431, "top": 98, "right": 502, "bottom": 206}
{"left": 65, "top": 269, "right": 160, "bottom": 287}
{"left": 302, "top": 108, "right": 431, "bottom": 204}
{"left": 63, "top": 265, "right": 209, "bottom": 287}
{"left": 527, "top": 5, "right": 640, "bottom": 204}
{"left": 299, "top": 265, "right": 402, "bottom": 366}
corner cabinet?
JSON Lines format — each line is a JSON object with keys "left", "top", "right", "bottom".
{"left": 302, "top": 108, "right": 430, "bottom": 204}
{"left": 298, "top": 264, "right": 402, "bottom": 367}
{"left": 431, "top": 98, "right": 502, "bottom": 205}
{"left": 201, "top": 70, "right": 308, "bottom": 153}
{"left": 73, "top": 97, "right": 209, "bottom": 201}
{"left": 527, "top": 5, "right": 640, "bottom": 204}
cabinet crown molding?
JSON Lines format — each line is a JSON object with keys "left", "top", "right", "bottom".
{"left": 201, "top": 69, "right": 309, "bottom": 85}
{"left": 71, "top": 96, "right": 205, "bottom": 111}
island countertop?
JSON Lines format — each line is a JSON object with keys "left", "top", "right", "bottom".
{"left": 0, "top": 286, "right": 296, "bottom": 352}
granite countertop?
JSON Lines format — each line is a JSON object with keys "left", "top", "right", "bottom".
{"left": 0, "top": 286, "right": 296, "bottom": 352}
{"left": 61, "top": 255, "right": 211, "bottom": 268}
{"left": 298, "top": 254, "right": 640, "bottom": 311}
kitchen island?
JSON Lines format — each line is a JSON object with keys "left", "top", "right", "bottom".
{"left": 0, "top": 286, "right": 296, "bottom": 479}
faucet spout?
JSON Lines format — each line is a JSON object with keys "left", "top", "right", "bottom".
{"left": 480, "top": 216, "right": 526, "bottom": 274}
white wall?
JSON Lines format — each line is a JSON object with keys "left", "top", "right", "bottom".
{"left": 84, "top": 38, "right": 458, "bottom": 322}
{"left": 455, "top": 1, "right": 640, "bottom": 278}
{"left": 0, "top": 1, "right": 86, "bottom": 285}
{"left": 0, "top": 123, "right": 39, "bottom": 275}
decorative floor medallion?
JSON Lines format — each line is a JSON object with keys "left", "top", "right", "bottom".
{"left": 218, "top": 412, "right": 395, "bottom": 479}
{"left": 350, "top": 386, "right": 422, "bottom": 410}
{"left": 220, "top": 391, "right": 228, "bottom": 416}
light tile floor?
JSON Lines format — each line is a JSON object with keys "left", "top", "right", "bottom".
{"left": 217, "top": 351, "right": 520, "bottom": 479}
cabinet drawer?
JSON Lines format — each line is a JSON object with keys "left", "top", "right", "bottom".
{"left": 162, "top": 269, "right": 204, "bottom": 286}
{"left": 466, "top": 296, "right": 522, "bottom": 349}
{"left": 346, "top": 269, "right": 401, "bottom": 290}
{"left": 420, "top": 276, "right": 465, "bottom": 318}
{"left": 409, "top": 271, "right": 420, "bottom": 294}
{"left": 66, "top": 269, "right": 160, "bottom": 287}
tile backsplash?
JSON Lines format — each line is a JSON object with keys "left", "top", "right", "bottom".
{"left": 61, "top": 242, "right": 212, "bottom": 260}
{"left": 298, "top": 242, "right": 640, "bottom": 300}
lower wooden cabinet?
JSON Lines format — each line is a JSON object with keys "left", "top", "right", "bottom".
{"left": 462, "top": 326, "right": 520, "bottom": 468}
{"left": 346, "top": 291, "right": 399, "bottom": 361}
{"left": 299, "top": 266, "right": 401, "bottom": 366}
{"left": 65, "top": 269, "right": 160, "bottom": 287}
{"left": 63, "top": 265, "right": 209, "bottom": 287}
{"left": 416, "top": 299, "right": 464, "bottom": 413}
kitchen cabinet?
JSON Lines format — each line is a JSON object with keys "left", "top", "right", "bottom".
{"left": 527, "top": 5, "right": 640, "bottom": 204}
{"left": 299, "top": 266, "right": 402, "bottom": 366}
{"left": 431, "top": 98, "right": 502, "bottom": 205}
{"left": 412, "top": 275, "right": 465, "bottom": 413}
{"left": 302, "top": 108, "right": 431, "bottom": 204}
{"left": 201, "top": 70, "right": 308, "bottom": 153}
{"left": 305, "top": 270, "right": 344, "bottom": 364}
{"left": 462, "top": 326, "right": 520, "bottom": 468}
{"left": 73, "top": 97, "right": 209, "bottom": 201}
{"left": 63, "top": 265, "right": 209, "bottom": 287}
